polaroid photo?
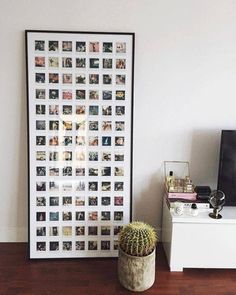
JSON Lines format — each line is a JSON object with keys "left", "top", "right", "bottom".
{"left": 115, "top": 121, "right": 125, "bottom": 131}
{"left": 89, "top": 42, "right": 99, "bottom": 52}
{"left": 101, "top": 152, "right": 111, "bottom": 161}
{"left": 75, "top": 226, "right": 85, "bottom": 236}
{"left": 36, "top": 120, "right": 45, "bottom": 130}
{"left": 114, "top": 182, "right": 124, "bottom": 191}
{"left": 76, "top": 58, "right": 86, "bottom": 68}
{"left": 88, "top": 136, "right": 98, "bottom": 146}
{"left": 115, "top": 136, "right": 125, "bottom": 146}
{"left": 36, "top": 212, "right": 46, "bottom": 221}
{"left": 49, "top": 89, "right": 59, "bottom": 99}
{"left": 49, "top": 197, "right": 59, "bottom": 206}
{"left": 114, "top": 211, "right": 123, "bottom": 221}
{"left": 102, "top": 106, "right": 112, "bottom": 116}
{"left": 35, "top": 57, "right": 45, "bottom": 68}
{"left": 115, "top": 106, "right": 125, "bottom": 116}
{"left": 102, "top": 136, "right": 111, "bottom": 146}
{"left": 48, "top": 57, "right": 59, "bottom": 68}
{"left": 116, "top": 42, "right": 126, "bottom": 53}
{"left": 101, "top": 226, "right": 110, "bottom": 235}
{"left": 36, "top": 227, "right": 46, "bottom": 236}
{"left": 49, "top": 167, "right": 59, "bottom": 176}
{"left": 101, "top": 197, "right": 111, "bottom": 206}
{"left": 116, "top": 90, "right": 125, "bottom": 100}
{"left": 88, "top": 151, "right": 98, "bottom": 161}
{"left": 114, "top": 196, "right": 124, "bottom": 206}
{"left": 35, "top": 73, "right": 45, "bottom": 83}
{"left": 62, "top": 90, "right": 72, "bottom": 100}
{"left": 101, "top": 211, "right": 110, "bottom": 221}
{"left": 36, "top": 151, "right": 46, "bottom": 161}
{"left": 101, "top": 182, "right": 111, "bottom": 191}
{"left": 76, "top": 136, "right": 86, "bottom": 146}
{"left": 75, "top": 181, "right": 85, "bottom": 191}
{"left": 76, "top": 74, "right": 86, "bottom": 84}
{"left": 76, "top": 241, "right": 85, "bottom": 251}
{"left": 49, "top": 181, "right": 59, "bottom": 191}
{"left": 76, "top": 105, "right": 86, "bottom": 115}
{"left": 103, "top": 42, "right": 112, "bottom": 53}
{"left": 35, "top": 40, "right": 45, "bottom": 51}
{"left": 102, "top": 90, "right": 112, "bottom": 100}
{"left": 62, "top": 136, "right": 72, "bottom": 146}
{"left": 62, "top": 182, "right": 72, "bottom": 192}
{"left": 62, "top": 121, "right": 72, "bottom": 130}
{"left": 88, "top": 168, "right": 98, "bottom": 176}
{"left": 49, "top": 73, "right": 59, "bottom": 83}
{"left": 62, "top": 226, "right": 72, "bottom": 236}
{"left": 49, "top": 105, "right": 59, "bottom": 115}
{"left": 101, "top": 241, "right": 110, "bottom": 250}
{"left": 102, "top": 121, "right": 112, "bottom": 131}
{"left": 88, "top": 182, "right": 98, "bottom": 191}
{"left": 50, "top": 241, "right": 59, "bottom": 251}
{"left": 89, "top": 105, "right": 99, "bottom": 116}
{"left": 75, "top": 168, "right": 85, "bottom": 176}
{"left": 103, "top": 74, "right": 112, "bottom": 85}
{"left": 62, "top": 74, "right": 73, "bottom": 84}
{"left": 89, "top": 58, "right": 99, "bottom": 68}
{"left": 76, "top": 150, "right": 85, "bottom": 161}
{"left": 36, "top": 104, "right": 45, "bottom": 115}
{"left": 76, "top": 120, "right": 85, "bottom": 130}
{"left": 116, "top": 59, "right": 126, "bottom": 69}
{"left": 76, "top": 89, "right": 86, "bottom": 100}
{"left": 101, "top": 167, "right": 111, "bottom": 176}
{"left": 89, "top": 121, "right": 98, "bottom": 131}
{"left": 89, "top": 74, "right": 99, "bottom": 84}
{"left": 49, "top": 226, "right": 59, "bottom": 236}
{"left": 114, "top": 153, "right": 124, "bottom": 161}
{"left": 48, "top": 41, "right": 59, "bottom": 52}
{"left": 36, "top": 181, "right": 46, "bottom": 191}
{"left": 88, "top": 91, "right": 99, "bottom": 101}
{"left": 62, "top": 41, "right": 72, "bottom": 52}
{"left": 36, "top": 89, "right": 45, "bottom": 99}
{"left": 62, "top": 166, "right": 72, "bottom": 176}
{"left": 62, "top": 211, "right": 72, "bottom": 221}
{"left": 49, "top": 120, "right": 59, "bottom": 131}
{"left": 36, "top": 166, "right": 46, "bottom": 176}
{"left": 88, "top": 196, "right": 98, "bottom": 206}
{"left": 116, "top": 75, "right": 125, "bottom": 85}
{"left": 75, "top": 211, "right": 85, "bottom": 221}
{"left": 36, "top": 242, "right": 46, "bottom": 251}
{"left": 88, "top": 241, "right": 97, "bottom": 250}
{"left": 75, "top": 196, "right": 85, "bottom": 206}
{"left": 62, "top": 57, "right": 72, "bottom": 68}
{"left": 88, "top": 226, "right": 98, "bottom": 235}
{"left": 49, "top": 151, "right": 59, "bottom": 161}
{"left": 88, "top": 211, "right": 98, "bottom": 221}
{"left": 103, "top": 59, "right": 112, "bottom": 69}
{"left": 62, "top": 105, "right": 72, "bottom": 115}
{"left": 114, "top": 167, "right": 124, "bottom": 176}
{"left": 49, "top": 136, "right": 59, "bottom": 146}
{"left": 76, "top": 41, "right": 86, "bottom": 52}
{"left": 36, "top": 196, "right": 46, "bottom": 206}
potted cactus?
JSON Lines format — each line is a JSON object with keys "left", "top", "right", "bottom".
{"left": 118, "top": 221, "right": 157, "bottom": 292}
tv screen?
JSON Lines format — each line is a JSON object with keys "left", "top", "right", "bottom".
{"left": 217, "top": 130, "right": 236, "bottom": 206}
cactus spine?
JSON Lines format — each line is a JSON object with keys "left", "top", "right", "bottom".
{"left": 119, "top": 221, "right": 157, "bottom": 257}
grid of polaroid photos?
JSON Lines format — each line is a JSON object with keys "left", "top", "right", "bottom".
{"left": 27, "top": 32, "right": 133, "bottom": 258}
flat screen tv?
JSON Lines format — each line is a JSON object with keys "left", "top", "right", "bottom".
{"left": 217, "top": 130, "right": 236, "bottom": 206}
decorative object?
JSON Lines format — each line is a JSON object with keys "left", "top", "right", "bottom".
{"left": 118, "top": 221, "right": 157, "bottom": 292}
{"left": 209, "top": 190, "right": 225, "bottom": 219}
{"left": 26, "top": 30, "right": 134, "bottom": 258}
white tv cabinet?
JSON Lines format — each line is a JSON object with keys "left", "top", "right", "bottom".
{"left": 162, "top": 198, "right": 236, "bottom": 271}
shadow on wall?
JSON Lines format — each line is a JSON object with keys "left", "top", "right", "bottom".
{"left": 16, "top": 32, "right": 28, "bottom": 241}
{"left": 189, "top": 129, "right": 221, "bottom": 189}
{"left": 133, "top": 169, "right": 164, "bottom": 231}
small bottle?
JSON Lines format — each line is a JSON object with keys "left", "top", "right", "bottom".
{"left": 190, "top": 203, "right": 198, "bottom": 216}
{"left": 166, "top": 171, "right": 175, "bottom": 192}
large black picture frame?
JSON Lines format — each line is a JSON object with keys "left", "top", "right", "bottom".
{"left": 26, "top": 30, "right": 134, "bottom": 258}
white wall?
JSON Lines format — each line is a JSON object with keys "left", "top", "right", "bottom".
{"left": 1, "top": 0, "right": 236, "bottom": 241}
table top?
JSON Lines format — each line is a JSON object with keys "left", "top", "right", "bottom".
{"left": 170, "top": 206, "right": 236, "bottom": 224}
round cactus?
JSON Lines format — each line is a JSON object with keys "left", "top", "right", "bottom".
{"left": 118, "top": 221, "right": 157, "bottom": 257}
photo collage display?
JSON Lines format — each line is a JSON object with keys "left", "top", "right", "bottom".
{"left": 26, "top": 31, "right": 134, "bottom": 258}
